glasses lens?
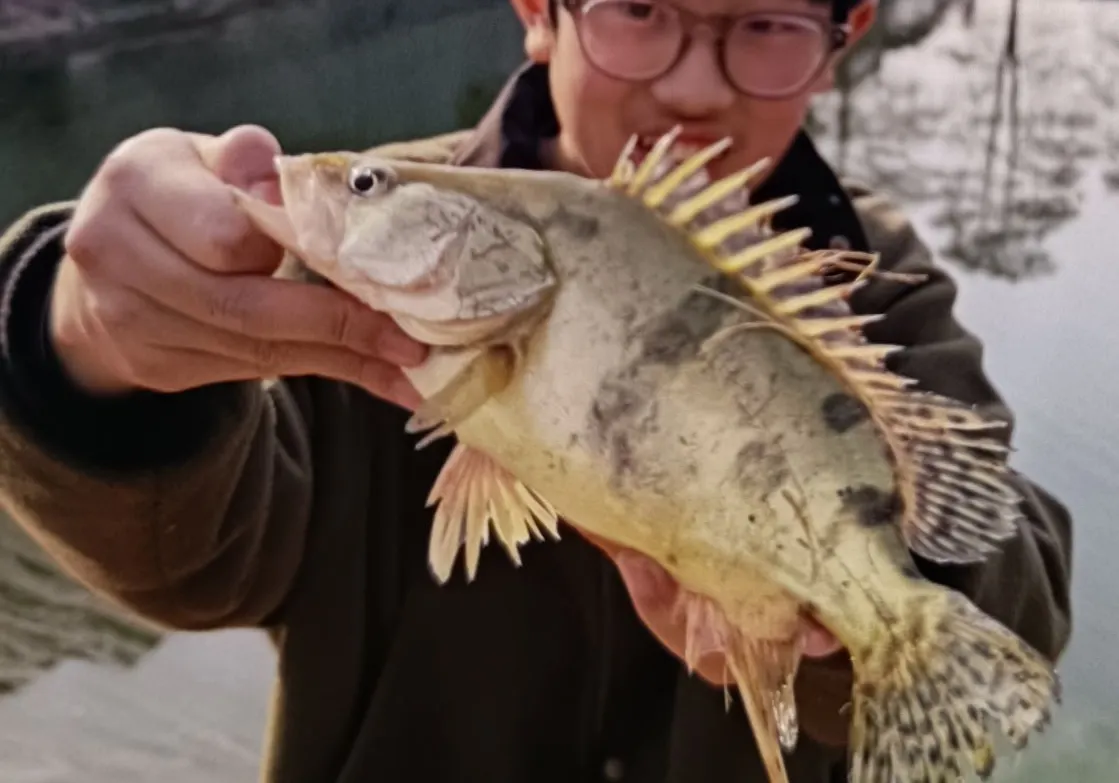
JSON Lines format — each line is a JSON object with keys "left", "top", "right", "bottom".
{"left": 578, "top": 0, "right": 682, "bottom": 81}
{"left": 724, "top": 13, "right": 829, "bottom": 97}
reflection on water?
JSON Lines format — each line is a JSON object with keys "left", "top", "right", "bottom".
{"left": 817, "top": 0, "right": 1118, "bottom": 282}
{"left": 0, "top": 518, "right": 160, "bottom": 695}
{"left": 0, "top": 0, "right": 1116, "bottom": 780}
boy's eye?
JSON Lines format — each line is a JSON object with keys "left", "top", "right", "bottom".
{"left": 619, "top": 1, "right": 654, "bottom": 19}
{"left": 595, "top": 0, "right": 669, "bottom": 25}
{"left": 739, "top": 14, "right": 813, "bottom": 37}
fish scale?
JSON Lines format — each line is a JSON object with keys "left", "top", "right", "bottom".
{"left": 234, "top": 129, "right": 1062, "bottom": 783}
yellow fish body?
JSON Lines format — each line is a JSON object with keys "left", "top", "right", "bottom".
{"left": 236, "top": 132, "right": 1060, "bottom": 783}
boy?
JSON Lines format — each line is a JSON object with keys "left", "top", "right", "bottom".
{"left": 0, "top": 0, "right": 1071, "bottom": 780}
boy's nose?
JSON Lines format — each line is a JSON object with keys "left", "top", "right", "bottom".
{"left": 648, "top": 35, "right": 737, "bottom": 118}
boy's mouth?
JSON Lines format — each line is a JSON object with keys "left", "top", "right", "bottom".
{"left": 632, "top": 132, "right": 731, "bottom": 179}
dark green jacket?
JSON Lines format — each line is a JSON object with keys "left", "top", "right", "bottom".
{"left": 0, "top": 63, "right": 1072, "bottom": 782}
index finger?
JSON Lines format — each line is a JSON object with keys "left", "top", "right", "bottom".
{"left": 183, "top": 263, "right": 427, "bottom": 366}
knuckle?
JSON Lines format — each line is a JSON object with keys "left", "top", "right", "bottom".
{"left": 203, "top": 208, "right": 253, "bottom": 264}
{"left": 87, "top": 289, "right": 139, "bottom": 334}
{"left": 96, "top": 127, "right": 185, "bottom": 197}
{"left": 246, "top": 339, "right": 283, "bottom": 374}
{"left": 206, "top": 283, "right": 256, "bottom": 331}
{"left": 329, "top": 301, "right": 365, "bottom": 348}
{"left": 98, "top": 140, "right": 148, "bottom": 193}
{"left": 63, "top": 208, "right": 112, "bottom": 270}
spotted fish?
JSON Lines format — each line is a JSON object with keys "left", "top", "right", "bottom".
{"left": 234, "top": 130, "right": 1061, "bottom": 783}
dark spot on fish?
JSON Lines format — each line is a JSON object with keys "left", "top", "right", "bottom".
{"left": 820, "top": 392, "right": 870, "bottom": 433}
{"left": 899, "top": 561, "right": 923, "bottom": 580}
{"left": 735, "top": 439, "right": 791, "bottom": 496}
{"left": 620, "top": 304, "right": 638, "bottom": 328}
{"left": 748, "top": 514, "right": 757, "bottom": 523}
{"left": 590, "top": 378, "right": 642, "bottom": 428}
{"left": 737, "top": 441, "right": 767, "bottom": 467}
{"left": 637, "top": 302, "right": 727, "bottom": 366}
{"left": 610, "top": 431, "right": 635, "bottom": 475}
{"left": 542, "top": 203, "right": 601, "bottom": 240}
{"left": 841, "top": 485, "right": 902, "bottom": 528}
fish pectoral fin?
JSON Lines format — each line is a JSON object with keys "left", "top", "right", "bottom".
{"left": 674, "top": 592, "right": 801, "bottom": 783}
{"left": 426, "top": 442, "right": 560, "bottom": 584}
{"left": 848, "top": 591, "right": 1060, "bottom": 782}
{"left": 406, "top": 345, "right": 517, "bottom": 449}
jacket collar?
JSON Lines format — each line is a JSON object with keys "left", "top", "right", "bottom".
{"left": 452, "top": 62, "right": 869, "bottom": 255}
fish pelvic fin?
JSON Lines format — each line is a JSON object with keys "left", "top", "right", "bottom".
{"left": 605, "top": 131, "right": 1026, "bottom": 567}
{"left": 674, "top": 591, "right": 801, "bottom": 783}
{"left": 426, "top": 442, "right": 560, "bottom": 584}
{"left": 848, "top": 590, "right": 1060, "bottom": 782}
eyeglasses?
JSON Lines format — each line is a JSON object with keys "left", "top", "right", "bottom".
{"left": 559, "top": 0, "right": 851, "bottom": 100}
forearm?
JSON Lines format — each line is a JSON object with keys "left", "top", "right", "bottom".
{"left": 0, "top": 205, "right": 313, "bottom": 630}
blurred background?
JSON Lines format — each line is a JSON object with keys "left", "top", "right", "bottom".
{"left": 0, "top": 0, "right": 1115, "bottom": 780}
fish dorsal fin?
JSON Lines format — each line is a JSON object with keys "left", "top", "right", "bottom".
{"left": 604, "top": 129, "right": 1024, "bottom": 565}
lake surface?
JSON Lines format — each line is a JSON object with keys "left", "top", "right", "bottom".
{"left": 0, "top": 0, "right": 1116, "bottom": 780}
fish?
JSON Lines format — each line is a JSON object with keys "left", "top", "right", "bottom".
{"left": 233, "top": 129, "right": 1061, "bottom": 783}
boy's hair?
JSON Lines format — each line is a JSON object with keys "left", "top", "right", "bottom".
{"left": 546, "top": 0, "right": 861, "bottom": 22}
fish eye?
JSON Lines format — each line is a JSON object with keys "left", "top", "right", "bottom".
{"left": 348, "top": 165, "right": 393, "bottom": 196}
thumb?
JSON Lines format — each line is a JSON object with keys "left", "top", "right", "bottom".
{"left": 195, "top": 124, "right": 283, "bottom": 203}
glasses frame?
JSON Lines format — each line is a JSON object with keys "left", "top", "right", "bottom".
{"left": 558, "top": 0, "right": 852, "bottom": 100}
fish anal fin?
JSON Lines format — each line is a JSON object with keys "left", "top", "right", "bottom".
{"left": 406, "top": 345, "right": 517, "bottom": 449}
{"left": 603, "top": 129, "right": 1027, "bottom": 567}
{"left": 849, "top": 590, "right": 1060, "bottom": 782}
{"left": 727, "top": 632, "right": 804, "bottom": 783}
{"left": 426, "top": 442, "right": 560, "bottom": 584}
{"left": 673, "top": 591, "right": 802, "bottom": 783}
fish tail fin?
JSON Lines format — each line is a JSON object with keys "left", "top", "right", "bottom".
{"left": 676, "top": 592, "right": 801, "bottom": 783}
{"left": 848, "top": 590, "right": 1061, "bottom": 782}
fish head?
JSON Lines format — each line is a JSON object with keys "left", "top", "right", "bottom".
{"left": 235, "top": 151, "right": 559, "bottom": 346}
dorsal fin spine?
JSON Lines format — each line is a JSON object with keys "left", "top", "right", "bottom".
{"left": 603, "top": 131, "right": 1026, "bottom": 565}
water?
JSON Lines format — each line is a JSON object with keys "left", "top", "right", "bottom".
{"left": 0, "top": 0, "right": 1116, "bottom": 779}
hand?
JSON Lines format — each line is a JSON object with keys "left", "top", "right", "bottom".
{"left": 583, "top": 533, "right": 843, "bottom": 685}
{"left": 52, "top": 124, "right": 427, "bottom": 408}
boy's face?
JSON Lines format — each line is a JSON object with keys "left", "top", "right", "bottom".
{"left": 509, "top": 0, "right": 876, "bottom": 184}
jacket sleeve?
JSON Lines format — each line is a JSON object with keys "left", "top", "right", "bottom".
{"left": 0, "top": 202, "right": 321, "bottom": 632}
{"left": 794, "top": 184, "right": 1074, "bottom": 748}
